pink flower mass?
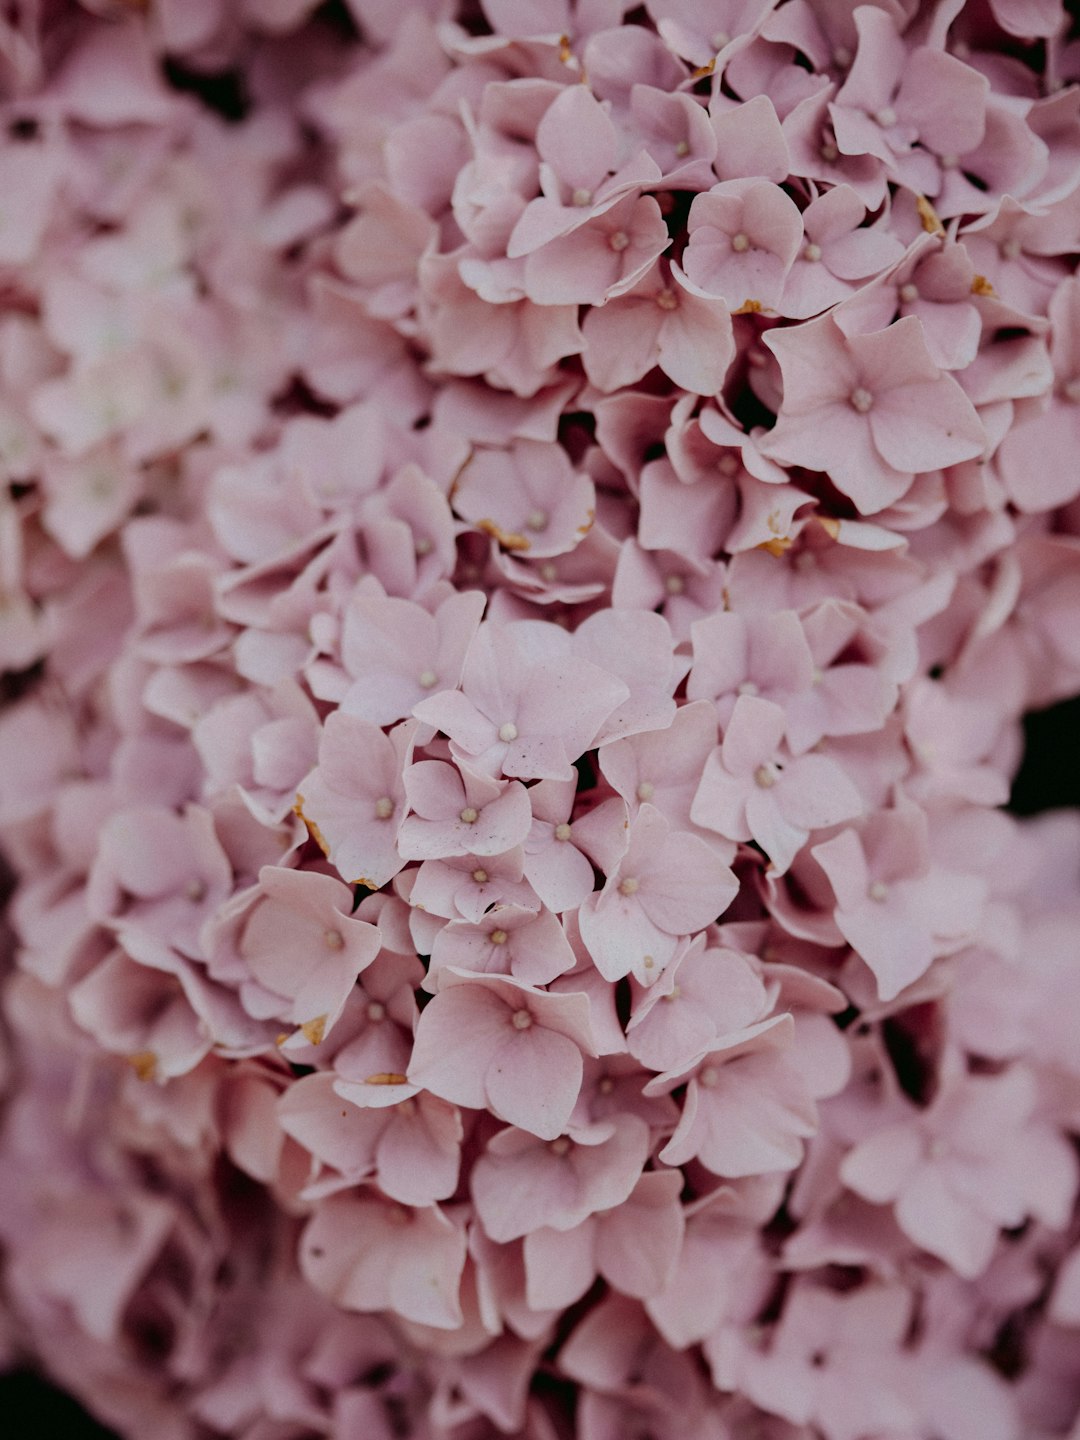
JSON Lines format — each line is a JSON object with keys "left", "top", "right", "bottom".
{"left": 3, "top": 3, "right": 1080, "bottom": 1439}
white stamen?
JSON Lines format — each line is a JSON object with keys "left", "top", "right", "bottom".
{"left": 1064, "top": 377, "right": 1080, "bottom": 403}
{"left": 820, "top": 140, "right": 839, "bottom": 163}
{"left": 869, "top": 880, "right": 889, "bottom": 902}
{"left": 598, "top": 1076, "right": 615, "bottom": 1094}
{"left": 899, "top": 282, "right": 919, "bottom": 303}
{"left": 490, "top": 928, "right": 508, "bottom": 945}
{"left": 719, "top": 453, "right": 739, "bottom": 475}
{"left": 414, "top": 535, "right": 433, "bottom": 556}
{"left": 665, "top": 574, "right": 685, "bottom": 594}
{"left": 619, "top": 876, "right": 640, "bottom": 895}
{"left": 511, "top": 1010, "right": 533, "bottom": 1029}
{"left": 374, "top": 796, "right": 394, "bottom": 819}
{"left": 554, "top": 822, "right": 572, "bottom": 842}
{"left": 643, "top": 954, "right": 655, "bottom": 969}
{"left": 875, "top": 106, "right": 897, "bottom": 129}
{"left": 940, "top": 153, "right": 958, "bottom": 169}
{"left": 803, "top": 241, "right": 822, "bottom": 262}
{"left": 540, "top": 562, "right": 558, "bottom": 581}
{"left": 636, "top": 781, "right": 655, "bottom": 801}
{"left": 754, "top": 764, "right": 777, "bottom": 789}
{"left": 549, "top": 1136, "right": 571, "bottom": 1155}
{"left": 472, "top": 868, "right": 489, "bottom": 884}
{"left": 418, "top": 668, "right": 438, "bottom": 689}
{"left": 832, "top": 45, "right": 852, "bottom": 67}
{"left": 731, "top": 231, "right": 750, "bottom": 253}
{"left": 656, "top": 288, "right": 678, "bottom": 310}
{"left": 459, "top": 806, "right": 479, "bottom": 824}
{"left": 712, "top": 29, "right": 730, "bottom": 47}
{"left": 1001, "top": 237, "right": 1022, "bottom": 260}
{"left": 849, "top": 386, "right": 874, "bottom": 413}
{"left": 526, "top": 509, "right": 548, "bottom": 531}
{"left": 367, "top": 1001, "right": 386, "bottom": 1022}
{"left": 738, "top": 680, "right": 759, "bottom": 696}
{"left": 699, "top": 1065, "right": 719, "bottom": 1088}
{"left": 609, "top": 229, "right": 630, "bottom": 252}
{"left": 186, "top": 879, "right": 205, "bottom": 902}
{"left": 674, "top": 139, "right": 690, "bottom": 157}
{"left": 498, "top": 722, "right": 519, "bottom": 743}
{"left": 324, "top": 929, "right": 344, "bottom": 950}
{"left": 571, "top": 187, "right": 592, "bottom": 207}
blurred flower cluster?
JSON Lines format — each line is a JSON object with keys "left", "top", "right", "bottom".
{"left": 3, "top": 1, "right": 1080, "bottom": 1437}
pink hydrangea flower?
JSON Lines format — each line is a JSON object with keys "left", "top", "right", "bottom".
{"left": 407, "top": 969, "right": 598, "bottom": 1139}
{"left": 759, "top": 312, "right": 987, "bottom": 513}
{"left": 413, "top": 620, "right": 629, "bottom": 781}
{"left": 577, "top": 802, "right": 739, "bottom": 985}
{"left": 296, "top": 715, "right": 416, "bottom": 889}
{"left": 691, "top": 694, "right": 863, "bottom": 875}
{"left": 5, "top": 4, "right": 1080, "bottom": 1435}
{"left": 645, "top": 1014, "right": 819, "bottom": 1177}
{"left": 811, "top": 800, "right": 986, "bottom": 1000}
{"left": 841, "top": 1066, "right": 1078, "bottom": 1278}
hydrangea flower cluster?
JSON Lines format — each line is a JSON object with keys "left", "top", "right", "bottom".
{"left": 3, "top": 1, "right": 1080, "bottom": 1437}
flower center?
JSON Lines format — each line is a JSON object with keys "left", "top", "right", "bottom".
{"left": 674, "top": 138, "right": 690, "bottom": 157}
{"left": 490, "top": 928, "right": 508, "bottom": 945}
{"left": 738, "top": 680, "right": 759, "bottom": 696}
{"left": 875, "top": 105, "right": 897, "bottom": 129}
{"left": 374, "top": 796, "right": 394, "bottom": 819}
{"left": 414, "top": 535, "right": 433, "bottom": 556}
{"left": 665, "top": 574, "right": 685, "bottom": 594}
{"left": 571, "top": 187, "right": 592, "bottom": 207}
{"left": 719, "top": 453, "right": 739, "bottom": 475}
{"left": 754, "top": 764, "right": 777, "bottom": 789}
{"left": 459, "top": 806, "right": 479, "bottom": 824}
{"left": 899, "top": 282, "right": 919, "bottom": 303}
{"left": 869, "top": 880, "right": 889, "bottom": 902}
{"left": 1000, "top": 237, "right": 1022, "bottom": 260}
{"left": 511, "top": 1010, "right": 533, "bottom": 1030}
{"left": 699, "top": 1065, "right": 720, "bottom": 1088}
{"left": 609, "top": 229, "right": 630, "bottom": 252}
{"left": 731, "top": 231, "right": 750, "bottom": 253}
{"left": 549, "top": 1136, "right": 571, "bottom": 1155}
{"left": 323, "top": 929, "right": 344, "bottom": 950}
{"left": 367, "top": 1001, "right": 386, "bottom": 1022}
{"left": 418, "top": 669, "right": 438, "bottom": 689}
{"left": 186, "top": 879, "right": 206, "bottom": 902}
{"left": 619, "top": 876, "right": 640, "bottom": 895}
{"left": 554, "top": 822, "right": 572, "bottom": 841}
{"left": 472, "top": 868, "right": 489, "bottom": 884}
{"left": 636, "top": 781, "right": 655, "bottom": 801}
{"left": 526, "top": 509, "right": 548, "bottom": 532}
{"left": 820, "top": 139, "right": 839, "bottom": 163}
{"left": 1063, "top": 377, "right": 1080, "bottom": 403}
{"left": 849, "top": 386, "right": 874, "bottom": 413}
{"left": 802, "top": 241, "right": 822, "bottom": 262}
{"left": 832, "top": 45, "right": 852, "bottom": 67}
{"left": 655, "top": 288, "right": 678, "bottom": 310}
{"left": 540, "top": 562, "right": 558, "bottom": 581}
{"left": 498, "top": 721, "right": 519, "bottom": 743}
